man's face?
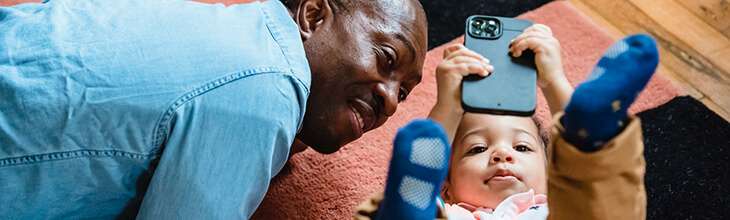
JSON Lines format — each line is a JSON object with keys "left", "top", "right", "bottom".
{"left": 296, "top": 0, "right": 428, "bottom": 153}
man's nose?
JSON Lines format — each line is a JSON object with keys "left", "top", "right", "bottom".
{"left": 489, "top": 146, "right": 514, "bottom": 164}
{"left": 374, "top": 82, "right": 399, "bottom": 116}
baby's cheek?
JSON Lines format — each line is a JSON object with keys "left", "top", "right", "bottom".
{"left": 524, "top": 160, "right": 548, "bottom": 194}
{"left": 450, "top": 170, "right": 482, "bottom": 197}
{"left": 450, "top": 181, "right": 488, "bottom": 205}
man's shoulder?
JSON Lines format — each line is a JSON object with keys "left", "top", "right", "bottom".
{"left": 192, "top": 0, "right": 311, "bottom": 91}
{"left": 255, "top": 0, "right": 312, "bottom": 90}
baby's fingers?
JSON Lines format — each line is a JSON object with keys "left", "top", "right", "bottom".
{"left": 510, "top": 35, "right": 547, "bottom": 57}
{"left": 443, "top": 44, "right": 468, "bottom": 59}
{"left": 452, "top": 56, "right": 493, "bottom": 75}
{"left": 444, "top": 46, "right": 490, "bottom": 64}
{"left": 448, "top": 62, "right": 490, "bottom": 77}
{"left": 527, "top": 24, "right": 553, "bottom": 35}
{"left": 437, "top": 62, "right": 488, "bottom": 79}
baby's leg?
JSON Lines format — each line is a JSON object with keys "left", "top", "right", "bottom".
{"left": 561, "top": 34, "right": 659, "bottom": 151}
{"left": 374, "top": 119, "right": 450, "bottom": 220}
{"left": 547, "top": 34, "right": 658, "bottom": 220}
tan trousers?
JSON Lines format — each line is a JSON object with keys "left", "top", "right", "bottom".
{"left": 354, "top": 114, "right": 646, "bottom": 220}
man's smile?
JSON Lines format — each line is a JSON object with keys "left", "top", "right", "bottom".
{"left": 349, "top": 98, "right": 377, "bottom": 138}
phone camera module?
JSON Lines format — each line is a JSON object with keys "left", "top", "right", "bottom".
{"left": 469, "top": 17, "right": 501, "bottom": 39}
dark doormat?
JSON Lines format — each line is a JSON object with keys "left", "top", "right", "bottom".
{"left": 639, "top": 96, "right": 730, "bottom": 220}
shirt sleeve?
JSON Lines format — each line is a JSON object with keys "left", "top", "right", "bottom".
{"left": 136, "top": 72, "right": 307, "bottom": 219}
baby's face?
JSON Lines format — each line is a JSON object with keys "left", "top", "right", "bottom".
{"left": 445, "top": 113, "right": 547, "bottom": 208}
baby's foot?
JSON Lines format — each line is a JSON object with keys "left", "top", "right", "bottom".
{"left": 561, "top": 34, "right": 659, "bottom": 152}
{"left": 375, "top": 119, "right": 450, "bottom": 220}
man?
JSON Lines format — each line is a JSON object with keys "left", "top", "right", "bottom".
{"left": 0, "top": 0, "right": 427, "bottom": 218}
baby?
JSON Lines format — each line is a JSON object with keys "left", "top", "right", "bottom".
{"left": 355, "top": 24, "right": 658, "bottom": 220}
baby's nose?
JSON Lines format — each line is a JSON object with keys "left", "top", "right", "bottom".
{"left": 490, "top": 148, "right": 514, "bottom": 164}
{"left": 492, "top": 155, "right": 513, "bottom": 163}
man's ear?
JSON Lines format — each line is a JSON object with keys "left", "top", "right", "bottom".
{"left": 294, "top": 0, "right": 334, "bottom": 41}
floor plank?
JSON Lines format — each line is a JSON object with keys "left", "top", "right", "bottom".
{"left": 701, "top": 97, "right": 730, "bottom": 122}
{"left": 630, "top": 0, "right": 730, "bottom": 72}
{"left": 676, "top": 0, "right": 730, "bottom": 39}
{"left": 570, "top": 0, "right": 705, "bottom": 100}
{"left": 571, "top": 0, "right": 730, "bottom": 121}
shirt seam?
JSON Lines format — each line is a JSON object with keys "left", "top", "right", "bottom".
{"left": 149, "top": 67, "right": 297, "bottom": 153}
{"left": 0, "top": 149, "right": 153, "bottom": 167}
{"left": 260, "top": 1, "right": 310, "bottom": 94}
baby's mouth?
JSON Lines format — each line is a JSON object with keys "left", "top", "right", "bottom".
{"left": 484, "top": 169, "right": 520, "bottom": 184}
{"left": 485, "top": 176, "right": 519, "bottom": 184}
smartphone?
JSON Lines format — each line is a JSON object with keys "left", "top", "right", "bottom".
{"left": 462, "top": 15, "right": 537, "bottom": 116}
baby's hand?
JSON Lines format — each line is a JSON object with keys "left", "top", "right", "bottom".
{"left": 434, "top": 44, "right": 493, "bottom": 111}
{"left": 510, "top": 24, "right": 565, "bottom": 89}
{"left": 430, "top": 44, "right": 492, "bottom": 143}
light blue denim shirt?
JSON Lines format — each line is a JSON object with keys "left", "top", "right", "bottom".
{"left": 0, "top": 0, "right": 310, "bottom": 219}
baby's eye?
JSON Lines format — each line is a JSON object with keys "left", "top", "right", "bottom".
{"left": 467, "top": 145, "right": 487, "bottom": 155}
{"left": 515, "top": 144, "right": 532, "bottom": 152}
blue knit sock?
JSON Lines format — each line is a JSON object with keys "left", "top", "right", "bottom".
{"left": 375, "top": 119, "right": 450, "bottom": 220}
{"left": 561, "top": 34, "right": 659, "bottom": 152}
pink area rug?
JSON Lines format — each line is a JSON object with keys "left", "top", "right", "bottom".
{"left": 252, "top": 1, "right": 680, "bottom": 219}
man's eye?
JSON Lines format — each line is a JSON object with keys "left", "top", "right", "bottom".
{"left": 383, "top": 47, "right": 397, "bottom": 69}
{"left": 398, "top": 87, "right": 409, "bottom": 102}
{"left": 515, "top": 144, "right": 531, "bottom": 152}
{"left": 467, "top": 145, "right": 487, "bottom": 155}
{"left": 386, "top": 53, "right": 394, "bottom": 66}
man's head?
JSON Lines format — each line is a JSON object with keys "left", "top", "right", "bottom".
{"left": 283, "top": 0, "right": 428, "bottom": 153}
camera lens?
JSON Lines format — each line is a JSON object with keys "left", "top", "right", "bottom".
{"left": 484, "top": 20, "right": 497, "bottom": 33}
{"left": 472, "top": 20, "right": 483, "bottom": 28}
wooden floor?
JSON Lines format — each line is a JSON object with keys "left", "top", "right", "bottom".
{"left": 570, "top": 0, "right": 730, "bottom": 121}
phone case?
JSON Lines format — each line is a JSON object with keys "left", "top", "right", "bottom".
{"left": 462, "top": 15, "right": 536, "bottom": 116}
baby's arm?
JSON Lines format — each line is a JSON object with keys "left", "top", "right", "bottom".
{"left": 540, "top": 33, "right": 659, "bottom": 219}
{"left": 429, "top": 45, "right": 492, "bottom": 143}
{"left": 509, "top": 24, "right": 573, "bottom": 115}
